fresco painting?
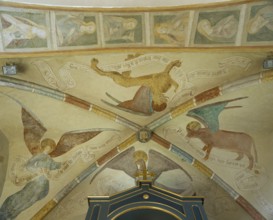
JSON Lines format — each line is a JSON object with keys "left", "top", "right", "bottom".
{"left": 0, "top": 149, "right": 63, "bottom": 219}
{"left": 0, "top": 3, "right": 272, "bottom": 51}
{"left": 0, "top": 98, "right": 113, "bottom": 219}
{"left": 194, "top": 9, "right": 240, "bottom": 45}
{"left": 0, "top": 1, "right": 272, "bottom": 219}
{"left": 0, "top": 54, "right": 270, "bottom": 219}
{"left": 185, "top": 97, "right": 258, "bottom": 172}
{"left": 32, "top": 60, "right": 77, "bottom": 91}
{"left": 89, "top": 147, "right": 194, "bottom": 196}
{"left": 102, "top": 14, "right": 144, "bottom": 45}
{"left": 90, "top": 57, "right": 181, "bottom": 115}
{"left": 44, "top": 145, "right": 254, "bottom": 220}
{"left": 21, "top": 107, "right": 103, "bottom": 157}
{"left": 0, "top": 11, "right": 49, "bottom": 49}
{"left": 55, "top": 13, "right": 98, "bottom": 47}
{"left": 151, "top": 12, "right": 190, "bottom": 46}
{"left": 148, "top": 150, "right": 194, "bottom": 196}
{"left": 246, "top": 3, "right": 273, "bottom": 43}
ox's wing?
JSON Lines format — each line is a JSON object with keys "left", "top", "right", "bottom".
{"left": 187, "top": 97, "right": 248, "bottom": 132}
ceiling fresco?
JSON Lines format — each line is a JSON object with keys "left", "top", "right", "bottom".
{"left": 0, "top": 0, "right": 273, "bottom": 220}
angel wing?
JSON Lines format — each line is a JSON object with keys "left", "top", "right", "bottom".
{"left": 187, "top": 97, "right": 248, "bottom": 132}
{"left": 49, "top": 128, "right": 116, "bottom": 157}
{"left": 22, "top": 107, "right": 47, "bottom": 155}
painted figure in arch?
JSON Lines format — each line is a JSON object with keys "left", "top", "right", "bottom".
{"left": 56, "top": 14, "right": 97, "bottom": 46}
{"left": 247, "top": 5, "right": 273, "bottom": 35}
{"left": 197, "top": 14, "right": 239, "bottom": 43}
{"left": 1, "top": 13, "right": 47, "bottom": 48}
{"left": 90, "top": 57, "right": 181, "bottom": 115}
{"left": 185, "top": 97, "right": 258, "bottom": 172}
{"left": 153, "top": 13, "right": 189, "bottom": 46}
{"left": 103, "top": 16, "right": 139, "bottom": 43}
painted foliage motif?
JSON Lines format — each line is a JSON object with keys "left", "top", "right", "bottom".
{"left": 55, "top": 13, "right": 98, "bottom": 47}
{"left": 194, "top": 9, "right": 240, "bottom": 45}
{"left": 102, "top": 14, "right": 144, "bottom": 45}
{"left": 0, "top": 11, "right": 49, "bottom": 49}
{"left": 246, "top": 3, "right": 273, "bottom": 43}
{"left": 151, "top": 12, "right": 190, "bottom": 46}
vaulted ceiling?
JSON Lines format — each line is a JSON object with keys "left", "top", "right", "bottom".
{"left": 0, "top": 0, "right": 273, "bottom": 219}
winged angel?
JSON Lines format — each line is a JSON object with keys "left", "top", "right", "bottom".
{"left": 185, "top": 97, "right": 258, "bottom": 171}
{"left": 0, "top": 106, "right": 113, "bottom": 220}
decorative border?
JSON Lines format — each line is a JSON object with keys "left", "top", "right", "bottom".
{"left": 0, "top": 0, "right": 272, "bottom": 54}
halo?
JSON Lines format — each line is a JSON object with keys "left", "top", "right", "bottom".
{"left": 186, "top": 121, "right": 201, "bottom": 131}
{"left": 41, "top": 138, "right": 56, "bottom": 153}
